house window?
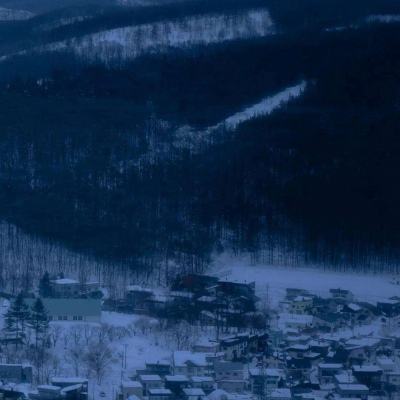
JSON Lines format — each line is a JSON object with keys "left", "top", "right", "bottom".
{"left": 63, "top": 316, "right": 68, "bottom": 320}
{"left": 78, "top": 316, "right": 83, "bottom": 320}
{"left": 58, "top": 316, "right": 63, "bottom": 321}
{"left": 73, "top": 316, "right": 78, "bottom": 321}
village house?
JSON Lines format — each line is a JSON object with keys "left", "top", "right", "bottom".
{"left": 125, "top": 286, "right": 154, "bottom": 313}
{"left": 336, "top": 383, "right": 369, "bottom": 400}
{"left": 329, "top": 288, "right": 354, "bottom": 302}
{"left": 285, "top": 289, "right": 310, "bottom": 301}
{"left": 249, "top": 368, "right": 282, "bottom": 395}
{"left": 51, "top": 278, "right": 99, "bottom": 298}
{"left": 190, "top": 377, "right": 215, "bottom": 394}
{"left": 270, "top": 388, "right": 292, "bottom": 400}
{"left": 182, "top": 388, "right": 206, "bottom": 400}
{"left": 164, "top": 375, "right": 189, "bottom": 396}
{"left": 172, "top": 274, "right": 219, "bottom": 295}
{"left": 138, "top": 375, "right": 163, "bottom": 396}
{"left": 377, "top": 298, "right": 400, "bottom": 317}
{"left": 148, "top": 388, "right": 172, "bottom": 400}
{"left": 288, "top": 296, "right": 313, "bottom": 315}
{"left": 219, "top": 336, "right": 248, "bottom": 361}
{"left": 214, "top": 361, "right": 244, "bottom": 382}
{"left": 140, "top": 361, "right": 172, "bottom": 377}
{"left": 193, "top": 339, "right": 219, "bottom": 353}
{"left": 278, "top": 313, "right": 314, "bottom": 331}
{"left": 119, "top": 381, "right": 143, "bottom": 400}
{"left": 172, "top": 352, "right": 209, "bottom": 377}
{"left": 217, "top": 379, "right": 246, "bottom": 394}
{"left": 345, "top": 337, "right": 381, "bottom": 364}
{"left": 318, "top": 363, "right": 344, "bottom": 385}
{"left": 352, "top": 365, "right": 383, "bottom": 390}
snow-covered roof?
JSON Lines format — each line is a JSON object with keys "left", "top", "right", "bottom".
{"left": 335, "top": 372, "right": 356, "bottom": 384}
{"left": 318, "top": 363, "right": 343, "bottom": 369}
{"left": 165, "top": 375, "right": 189, "bottom": 382}
{"left": 249, "top": 368, "right": 282, "bottom": 377}
{"left": 346, "top": 337, "right": 380, "bottom": 348}
{"left": 337, "top": 383, "right": 369, "bottom": 392}
{"left": 191, "top": 376, "right": 214, "bottom": 383}
{"left": 52, "top": 278, "right": 79, "bottom": 285}
{"left": 270, "top": 389, "right": 291, "bottom": 398}
{"left": 148, "top": 389, "right": 172, "bottom": 395}
{"left": 51, "top": 377, "right": 88, "bottom": 384}
{"left": 183, "top": 388, "right": 206, "bottom": 396}
{"left": 207, "top": 389, "right": 229, "bottom": 400}
{"left": 347, "top": 303, "right": 362, "bottom": 312}
{"left": 173, "top": 351, "right": 208, "bottom": 367}
{"left": 279, "top": 313, "right": 313, "bottom": 324}
{"left": 122, "top": 381, "right": 142, "bottom": 388}
{"left": 138, "top": 374, "right": 162, "bottom": 381}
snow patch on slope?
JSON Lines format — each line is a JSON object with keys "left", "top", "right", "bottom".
{"left": 0, "top": 7, "right": 34, "bottom": 21}
{"left": 218, "top": 81, "right": 307, "bottom": 131}
{"left": 0, "top": 8, "right": 274, "bottom": 63}
{"left": 366, "top": 14, "right": 400, "bottom": 23}
{"left": 175, "top": 81, "right": 307, "bottom": 151}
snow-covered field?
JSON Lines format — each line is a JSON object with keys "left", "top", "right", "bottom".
{"left": 212, "top": 254, "right": 400, "bottom": 306}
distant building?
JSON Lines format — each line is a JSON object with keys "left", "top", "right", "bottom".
{"left": 329, "top": 288, "right": 354, "bottom": 302}
{"left": 172, "top": 352, "right": 209, "bottom": 377}
{"left": 138, "top": 375, "right": 163, "bottom": 396}
{"left": 148, "top": 388, "right": 172, "bottom": 400}
{"left": 119, "top": 381, "right": 143, "bottom": 400}
{"left": 190, "top": 377, "right": 215, "bottom": 394}
{"left": 214, "top": 361, "right": 244, "bottom": 381}
{"left": 336, "top": 383, "right": 369, "bottom": 400}
{"left": 182, "top": 388, "right": 206, "bottom": 400}
{"left": 249, "top": 368, "right": 282, "bottom": 395}
{"left": 51, "top": 279, "right": 99, "bottom": 298}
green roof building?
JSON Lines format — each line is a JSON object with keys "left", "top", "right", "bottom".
{"left": 26, "top": 298, "right": 101, "bottom": 323}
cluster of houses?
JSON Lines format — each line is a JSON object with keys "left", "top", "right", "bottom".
{"left": 114, "top": 279, "right": 400, "bottom": 400}
{"left": 0, "top": 366, "right": 87, "bottom": 400}
{"left": 111, "top": 275, "right": 263, "bottom": 329}
{"left": 0, "top": 273, "right": 400, "bottom": 400}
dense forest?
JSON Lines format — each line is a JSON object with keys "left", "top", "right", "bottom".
{"left": 0, "top": 0, "right": 399, "bottom": 281}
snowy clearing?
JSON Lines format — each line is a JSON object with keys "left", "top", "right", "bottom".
{"left": 211, "top": 254, "right": 400, "bottom": 307}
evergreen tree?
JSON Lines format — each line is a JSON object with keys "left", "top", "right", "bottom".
{"left": 3, "top": 292, "right": 30, "bottom": 348}
{"left": 28, "top": 298, "right": 49, "bottom": 349}
{"left": 39, "top": 272, "right": 53, "bottom": 298}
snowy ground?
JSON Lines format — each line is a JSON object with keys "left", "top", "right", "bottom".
{"left": 211, "top": 254, "right": 400, "bottom": 306}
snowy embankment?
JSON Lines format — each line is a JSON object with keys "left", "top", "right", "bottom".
{"left": 0, "top": 7, "right": 34, "bottom": 21}
{"left": 211, "top": 254, "right": 400, "bottom": 307}
{"left": 0, "top": 8, "right": 274, "bottom": 63}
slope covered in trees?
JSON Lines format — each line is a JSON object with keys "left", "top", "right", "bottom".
{"left": 0, "top": 2, "right": 399, "bottom": 274}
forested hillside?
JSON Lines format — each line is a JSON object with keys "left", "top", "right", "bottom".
{"left": 0, "top": 0, "right": 399, "bottom": 278}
